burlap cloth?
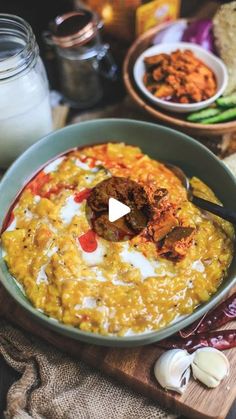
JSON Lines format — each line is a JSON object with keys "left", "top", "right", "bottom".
{"left": 1, "top": 96, "right": 236, "bottom": 419}
{"left": 0, "top": 320, "right": 177, "bottom": 419}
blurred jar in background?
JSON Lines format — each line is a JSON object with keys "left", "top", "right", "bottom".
{"left": 77, "top": 0, "right": 181, "bottom": 42}
{"left": 0, "top": 14, "right": 53, "bottom": 168}
{"left": 44, "top": 9, "right": 117, "bottom": 109}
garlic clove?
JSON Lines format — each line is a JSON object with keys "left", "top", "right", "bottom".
{"left": 154, "top": 349, "right": 193, "bottom": 394}
{"left": 191, "top": 347, "right": 229, "bottom": 388}
{"left": 191, "top": 363, "right": 220, "bottom": 388}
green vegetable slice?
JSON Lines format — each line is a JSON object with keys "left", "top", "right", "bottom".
{"left": 216, "top": 94, "right": 236, "bottom": 108}
{"left": 187, "top": 108, "right": 220, "bottom": 122}
{"left": 200, "top": 107, "right": 236, "bottom": 124}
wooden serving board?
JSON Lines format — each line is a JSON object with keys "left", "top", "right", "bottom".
{"left": 0, "top": 283, "right": 235, "bottom": 419}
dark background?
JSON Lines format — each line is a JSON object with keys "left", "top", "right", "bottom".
{"left": 0, "top": 0, "right": 200, "bottom": 94}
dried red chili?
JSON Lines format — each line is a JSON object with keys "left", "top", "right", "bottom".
{"left": 179, "top": 293, "right": 236, "bottom": 338}
{"left": 157, "top": 330, "right": 236, "bottom": 353}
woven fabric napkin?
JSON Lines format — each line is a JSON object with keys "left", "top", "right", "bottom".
{"left": 1, "top": 100, "right": 236, "bottom": 419}
{"left": 0, "top": 320, "right": 175, "bottom": 419}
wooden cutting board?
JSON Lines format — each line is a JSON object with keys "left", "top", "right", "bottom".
{"left": 0, "top": 283, "right": 235, "bottom": 419}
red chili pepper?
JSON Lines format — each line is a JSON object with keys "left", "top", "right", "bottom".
{"left": 27, "top": 171, "right": 51, "bottom": 196}
{"left": 158, "top": 330, "right": 236, "bottom": 353}
{"left": 179, "top": 293, "right": 236, "bottom": 338}
{"left": 74, "top": 188, "right": 91, "bottom": 203}
{"left": 78, "top": 230, "right": 98, "bottom": 252}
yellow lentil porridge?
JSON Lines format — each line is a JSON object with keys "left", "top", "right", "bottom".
{"left": 1, "top": 143, "right": 234, "bottom": 336}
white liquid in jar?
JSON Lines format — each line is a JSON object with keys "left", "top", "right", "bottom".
{"left": 0, "top": 58, "right": 53, "bottom": 168}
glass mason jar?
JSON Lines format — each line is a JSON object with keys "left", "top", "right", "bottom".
{"left": 0, "top": 14, "right": 53, "bottom": 168}
{"left": 45, "top": 10, "right": 117, "bottom": 109}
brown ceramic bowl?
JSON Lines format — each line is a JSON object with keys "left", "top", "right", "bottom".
{"left": 123, "top": 19, "right": 236, "bottom": 137}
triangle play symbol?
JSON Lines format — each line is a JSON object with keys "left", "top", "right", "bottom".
{"left": 108, "top": 197, "right": 131, "bottom": 223}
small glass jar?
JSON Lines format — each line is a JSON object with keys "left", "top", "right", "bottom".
{"left": 0, "top": 14, "right": 53, "bottom": 168}
{"left": 45, "top": 10, "right": 117, "bottom": 109}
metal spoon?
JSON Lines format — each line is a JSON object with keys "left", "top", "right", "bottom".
{"left": 166, "top": 163, "right": 236, "bottom": 225}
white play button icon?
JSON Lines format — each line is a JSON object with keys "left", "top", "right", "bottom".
{"left": 108, "top": 197, "right": 131, "bottom": 222}
{"left": 87, "top": 177, "right": 150, "bottom": 241}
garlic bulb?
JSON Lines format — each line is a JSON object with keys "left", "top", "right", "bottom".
{"left": 191, "top": 347, "right": 229, "bottom": 388}
{"left": 154, "top": 349, "right": 194, "bottom": 394}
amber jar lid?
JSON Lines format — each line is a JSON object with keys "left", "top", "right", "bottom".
{"left": 50, "top": 10, "right": 100, "bottom": 48}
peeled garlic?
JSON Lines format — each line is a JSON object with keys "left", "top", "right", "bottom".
{"left": 191, "top": 347, "right": 229, "bottom": 388}
{"left": 154, "top": 349, "right": 194, "bottom": 394}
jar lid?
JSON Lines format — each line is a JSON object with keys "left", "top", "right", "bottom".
{"left": 50, "top": 10, "right": 100, "bottom": 48}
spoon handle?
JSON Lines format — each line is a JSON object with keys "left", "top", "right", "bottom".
{"left": 192, "top": 196, "right": 236, "bottom": 225}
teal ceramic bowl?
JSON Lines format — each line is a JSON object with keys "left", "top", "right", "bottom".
{"left": 0, "top": 119, "right": 236, "bottom": 347}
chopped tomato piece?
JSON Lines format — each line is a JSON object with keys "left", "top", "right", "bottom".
{"left": 74, "top": 188, "right": 91, "bottom": 203}
{"left": 27, "top": 171, "right": 51, "bottom": 196}
{"left": 78, "top": 230, "right": 98, "bottom": 252}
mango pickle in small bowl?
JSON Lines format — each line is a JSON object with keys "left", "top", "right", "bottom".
{"left": 133, "top": 42, "right": 228, "bottom": 113}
